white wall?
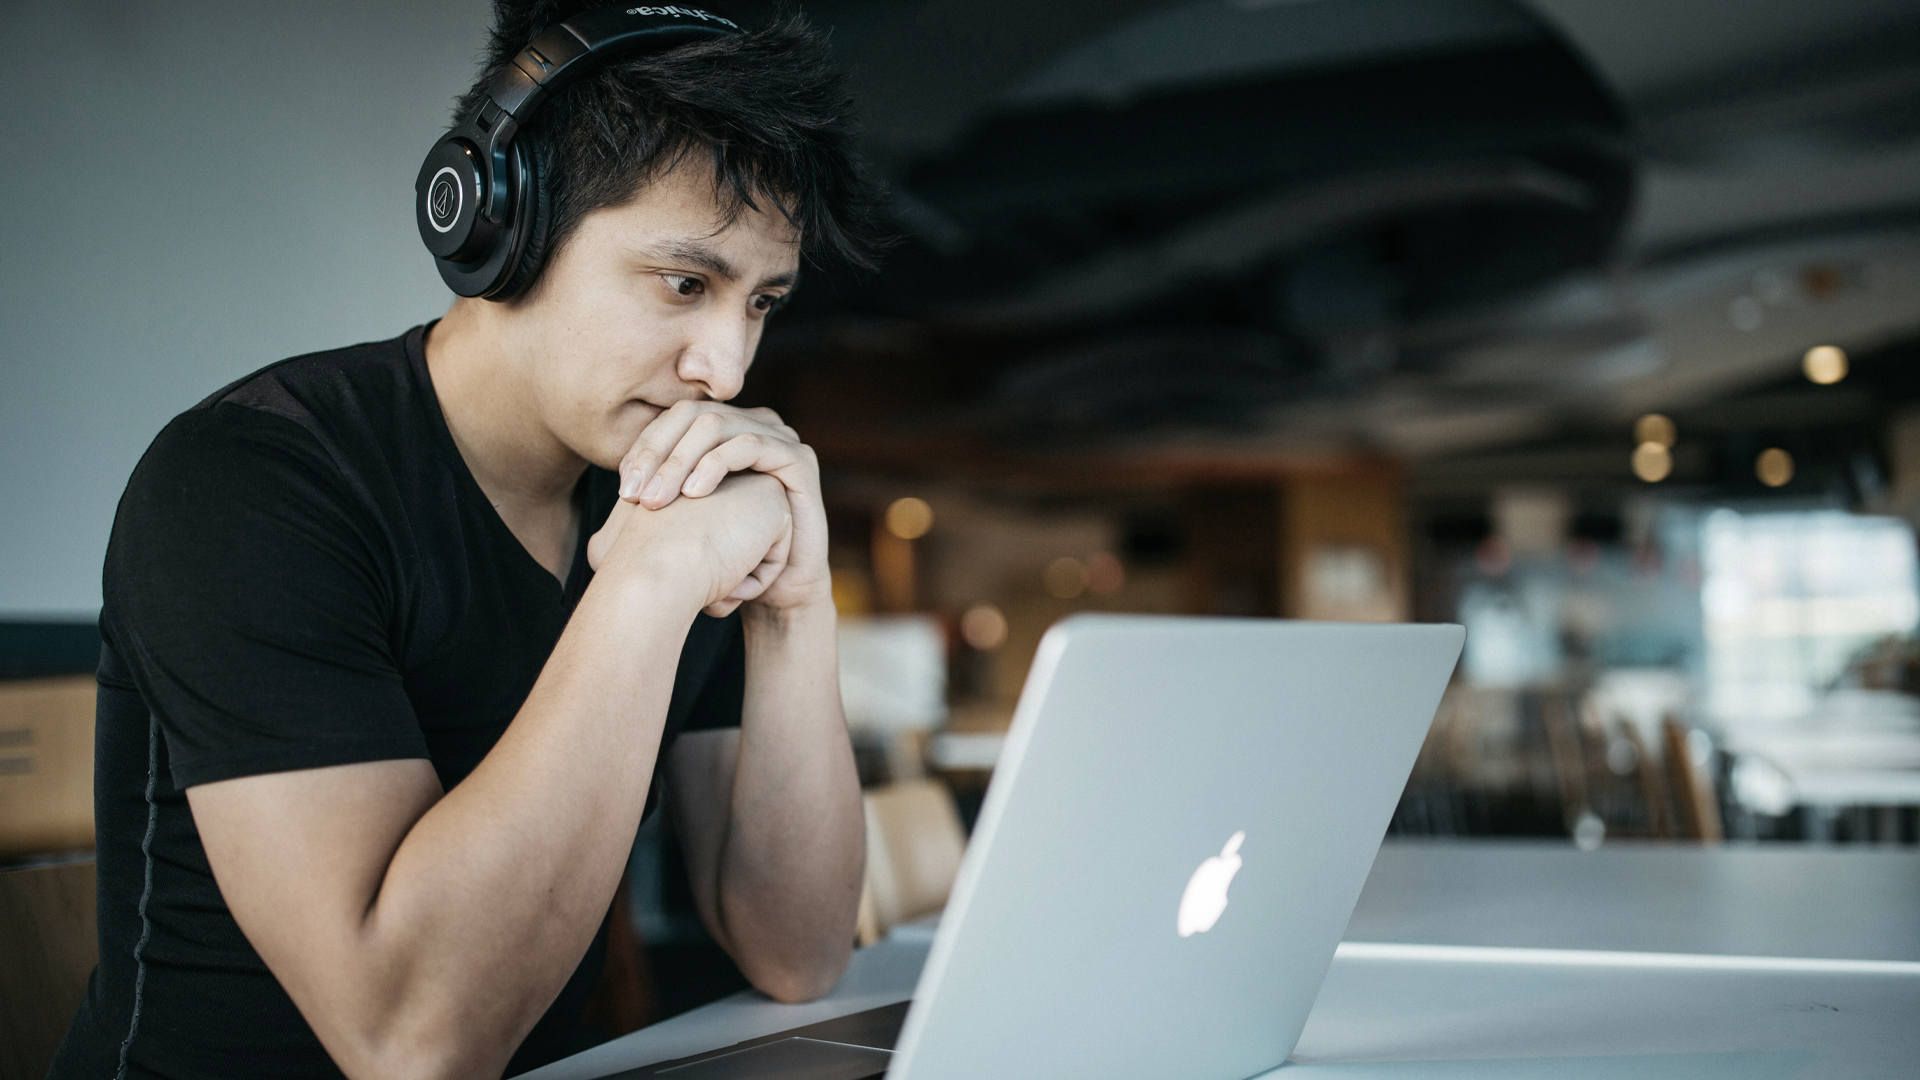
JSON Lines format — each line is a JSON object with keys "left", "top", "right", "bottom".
{"left": 1, "top": 0, "right": 490, "bottom": 617}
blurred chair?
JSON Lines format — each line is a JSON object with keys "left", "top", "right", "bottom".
{"left": 1617, "top": 720, "right": 1674, "bottom": 839}
{"left": 582, "top": 877, "right": 658, "bottom": 1038}
{"left": 0, "top": 859, "right": 97, "bottom": 1080}
{"left": 1547, "top": 695, "right": 1728, "bottom": 844}
{"left": 856, "top": 780, "right": 967, "bottom": 947}
{"left": 0, "top": 676, "right": 97, "bottom": 860}
{"left": 1542, "top": 694, "right": 1591, "bottom": 834}
{"left": 1662, "top": 716, "right": 1725, "bottom": 843}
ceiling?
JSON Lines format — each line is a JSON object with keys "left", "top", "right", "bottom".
{"left": 730, "top": 0, "right": 1920, "bottom": 498}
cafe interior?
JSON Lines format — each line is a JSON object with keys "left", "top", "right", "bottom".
{"left": 5, "top": 0, "right": 1920, "bottom": 1075}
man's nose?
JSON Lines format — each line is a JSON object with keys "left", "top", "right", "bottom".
{"left": 677, "top": 316, "right": 752, "bottom": 401}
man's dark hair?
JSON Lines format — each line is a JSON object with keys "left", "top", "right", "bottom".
{"left": 460, "top": 2, "right": 889, "bottom": 290}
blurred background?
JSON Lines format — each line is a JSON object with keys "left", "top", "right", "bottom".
{"left": 7, "top": 0, "right": 1920, "bottom": 1052}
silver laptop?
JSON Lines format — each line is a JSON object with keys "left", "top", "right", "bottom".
{"left": 614, "top": 614, "right": 1464, "bottom": 1080}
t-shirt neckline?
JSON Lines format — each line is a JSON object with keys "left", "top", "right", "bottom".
{"left": 405, "top": 323, "right": 590, "bottom": 601}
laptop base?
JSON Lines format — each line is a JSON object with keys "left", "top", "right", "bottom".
{"left": 600, "top": 1001, "right": 909, "bottom": 1079}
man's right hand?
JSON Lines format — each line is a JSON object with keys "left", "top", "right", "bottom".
{"left": 588, "top": 470, "right": 793, "bottom": 617}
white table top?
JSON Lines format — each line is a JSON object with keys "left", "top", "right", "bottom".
{"left": 1294, "top": 945, "right": 1920, "bottom": 1079}
{"left": 524, "top": 842, "right": 1920, "bottom": 1080}
{"left": 1345, "top": 841, "right": 1920, "bottom": 961}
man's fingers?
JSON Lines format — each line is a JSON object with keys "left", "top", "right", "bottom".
{"left": 725, "top": 521, "right": 793, "bottom": 601}
{"left": 625, "top": 406, "right": 722, "bottom": 506}
{"left": 648, "top": 412, "right": 737, "bottom": 505}
{"left": 726, "top": 557, "right": 784, "bottom": 601}
{"left": 584, "top": 497, "right": 637, "bottom": 572}
{"left": 681, "top": 433, "right": 807, "bottom": 499}
{"left": 746, "top": 406, "right": 799, "bottom": 441}
{"left": 620, "top": 403, "right": 800, "bottom": 508}
{"left": 618, "top": 401, "right": 701, "bottom": 496}
{"left": 727, "top": 566, "right": 775, "bottom": 602}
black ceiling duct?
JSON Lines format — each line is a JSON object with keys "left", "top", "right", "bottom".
{"left": 855, "top": 0, "right": 1631, "bottom": 332}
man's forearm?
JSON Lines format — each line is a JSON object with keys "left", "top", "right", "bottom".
{"left": 367, "top": 571, "right": 699, "bottom": 1060}
{"left": 197, "top": 566, "right": 705, "bottom": 1080}
{"left": 716, "top": 598, "right": 864, "bottom": 1001}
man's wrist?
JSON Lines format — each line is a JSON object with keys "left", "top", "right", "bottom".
{"left": 741, "top": 590, "right": 837, "bottom": 638}
{"left": 592, "top": 557, "right": 711, "bottom": 623}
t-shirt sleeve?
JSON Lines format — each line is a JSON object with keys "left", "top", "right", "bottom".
{"left": 681, "top": 612, "right": 745, "bottom": 732}
{"left": 104, "top": 404, "right": 426, "bottom": 789}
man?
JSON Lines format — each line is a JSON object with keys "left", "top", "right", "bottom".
{"left": 53, "top": 5, "right": 887, "bottom": 1077}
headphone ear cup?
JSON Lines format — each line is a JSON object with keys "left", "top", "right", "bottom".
{"left": 492, "top": 139, "right": 554, "bottom": 301}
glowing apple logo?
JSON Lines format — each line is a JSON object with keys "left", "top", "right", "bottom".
{"left": 1177, "top": 830, "right": 1245, "bottom": 937}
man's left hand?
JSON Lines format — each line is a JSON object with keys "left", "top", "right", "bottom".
{"left": 616, "top": 401, "right": 830, "bottom": 614}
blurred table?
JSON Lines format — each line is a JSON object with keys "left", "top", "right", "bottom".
{"left": 526, "top": 842, "right": 1920, "bottom": 1080}
{"left": 1790, "top": 769, "right": 1920, "bottom": 809}
{"left": 1731, "top": 721, "right": 1920, "bottom": 818}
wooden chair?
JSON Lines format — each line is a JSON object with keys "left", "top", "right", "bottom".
{"left": 581, "top": 877, "right": 660, "bottom": 1038}
{"left": 1616, "top": 720, "right": 1674, "bottom": 838}
{"left": 1662, "top": 716, "right": 1726, "bottom": 843}
{"left": 1542, "top": 694, "right": 1592, "bottom": 833}
{"left": 1547, "top": 697, "right": 1716, "bottom": 844}
{"left": 856, "top": 780, "right": 967, "bottom": 946}
{"left": 0, "top": 676, "right": 97, "bottom": 860}
{"left": 0, "top": 859, "right": 98, "bottom": 1080}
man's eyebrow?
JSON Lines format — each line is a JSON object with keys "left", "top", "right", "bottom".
{"left": 647, "top": 240, "right": 738, "bottom": 281}
{"left": 637, "top": 240, "right": 797, "bottom": 291}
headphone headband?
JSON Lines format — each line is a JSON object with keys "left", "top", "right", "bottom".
{"left": 417, "top": 6, "right": 743, "bottom": 299}
{"left": 486, "top": 7, "right": 739, "bottom": 124}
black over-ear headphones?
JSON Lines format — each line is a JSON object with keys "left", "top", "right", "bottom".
{"left": 416, "top": 6, "right": 742, "bottom": 300}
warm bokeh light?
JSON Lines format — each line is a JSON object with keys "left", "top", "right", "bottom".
{"left": 1631, "top": 442, "right": 1672, "bottom": 483}
{"left": 959, "top": 602, "right": 1009, "bottom": 651}
{"left": 884, "top": 496, "right": 934, "bottom": 540}
{"left": 1803, "top": 345, "right": 1848, "bottom": 385}
{"left": 1044, "top": 556, "right": 1088, "bottom": 599}
{"left": 1085, "top": 551, "right": 1125, "bottom": 595}
{"left": 1633, "top": 413, "right": 1676, "bottom": 448}
{"left": 1756, "top": 447, "right": 1794, "bottom": 488}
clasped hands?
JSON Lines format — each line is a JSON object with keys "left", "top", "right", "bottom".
{"left": 586, "top": 402, "right": 830, "bottom": 618}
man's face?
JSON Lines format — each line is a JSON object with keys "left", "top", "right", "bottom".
{"left": 506, "top": 164, "right": 801, "bottom": 471}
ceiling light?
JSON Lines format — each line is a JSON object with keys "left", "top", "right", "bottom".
{"left": 1803, "top": 345, "right": 1848, "bottom": 385}
{"left": 1756, "top": 448, "right": 1794, "bottom": 488}
{"left": 1633, "top": 413, "right": 1675, "bottom": 448}
{"left": 1631, "top": 442, "right": 1672, "bottom": 483}
{"left": 884, "top": 497, "right": 934, "bottom": 540}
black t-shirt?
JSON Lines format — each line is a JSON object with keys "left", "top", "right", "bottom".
{"left": 52, "top": 326, "right": 742, "bottom": 1079}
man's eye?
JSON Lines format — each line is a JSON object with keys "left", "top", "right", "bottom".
{"left": 662, "top": 275, "right": 703, "bottom": 297}
{"left": 752, "top": 293, "right": 789, "bottom": 314}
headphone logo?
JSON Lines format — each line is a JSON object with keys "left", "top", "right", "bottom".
{"left": 625, "top": 6, "right": 739, "bottom": 29}
{"left": 427, "top": 167, "right": 463, "bottom": 233}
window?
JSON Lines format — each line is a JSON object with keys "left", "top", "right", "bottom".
{"left": 1701, "top": 510, "right": 1919, "bottom": 727}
